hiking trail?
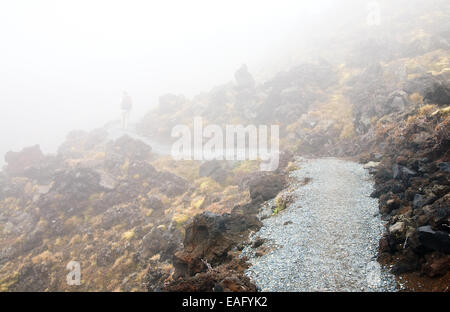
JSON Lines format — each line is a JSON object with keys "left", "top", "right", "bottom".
{"left": 243, "top": 157, "right": 399, "bottom": 292}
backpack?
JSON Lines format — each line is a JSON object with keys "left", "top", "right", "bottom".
{"left": 121, "top": 95, "right": 133, "bottom": 110}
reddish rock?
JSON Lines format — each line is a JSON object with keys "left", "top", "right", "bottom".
{"left": 422, "top": 253, "right": 450, "bottom": 277}
{"left": 164, "top": 264, "right": 257, "bottom": 292}
{"left": 5, "top": 145, "right": 44, "bottom": 177}
{"left": 396, "top": 156, "right": 408, "bottom": 165}
{"left": 248, "top": 173, "right": 287, "bottom": 202}
{"left": 379, "top": 236, "right": 391, "bottom": 253}
{"left": 386, "top": 197, "right": 401, "bottom": 211}
{"left": 173, "top": 211, "right": 261, "bottom": 278}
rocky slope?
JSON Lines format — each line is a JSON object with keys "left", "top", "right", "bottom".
{"left": 362, "top": 103, "right": 450, "bottom": 291}
{"left": 0, "top": 124, "right": 294, "bottom": 291}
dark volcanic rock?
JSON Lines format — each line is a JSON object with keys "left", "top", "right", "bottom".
{"left": 424, "top": 82, "right": 450, "bottom": 106}
{"left": 416, "top": 226, "right": 450, "bottom": 254}
{"left": 199, "top": 161, "right": 229, "bottom": 183}
{"left": 412, "top": 194, "right": 429, "bottom": 209}
{"left": 146, "top": 196, "right": 165, "bottom": 217}
{"left": 234, "top": 64, "right": 255, "bottom": 90}
{"left": 391, "top": 249, "right": 420, "bottom": 274}
{"left": 173, "top": 211, "right": 261, "bottom": 277}
{"left": 3, "top": 145, "right": 59, "bottom": 183}
{"left": 51, "top": 168, "right": 104, "bottom": 200}
{"left": 427, "top": 194, "right": 450, "bottom": 229}
{"left": 248, "top": 173, "right": 286, "bottom": 202}
{"left": 97, "top": 246, "right": 119, "bottom": 267}
{"left": 422, "top": 252, "right": 450, "bottom": 277}
{"left": 403, "top": 74, "right": 440, "bottom": 96}
{"left": 105, "top": 135, "right": 153, "bottom": 175}
{"left": 8, "top": 262, "right": 53, "bottom": 292}
{"left": 156, "top": 171, "right": 188, "bottom": 197}
{"left": 438, "top": 162, "right": 450, "bottom": 173}
{"left": 252, "top": 237, "right": 266, "bottom": 249}
{"left": 108, "top": 135, "right": 152, "bottom": 161}
{"left": 101, "top": 203, "right": 142, "bottom": 229}
{"left": 139, "top": 225, "right": 182, "bottom": 261}
{"left": 392, "top": 164, "right": 417, "bottom": 181}
{"left": 144, "top": 266, "right": 167, "bottom": 292}
{"left": 4, "top": 145, "right": 44, "bottom": 177}
{"left": 164, "top": 264, "right": 257, "bottom": 292}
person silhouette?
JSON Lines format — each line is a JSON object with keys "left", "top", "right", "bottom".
{"left": 120, "top": 91, "right": 133, "bottom": 130}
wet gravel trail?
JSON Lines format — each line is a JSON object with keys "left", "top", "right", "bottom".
{"left": 243, "top": 158, "right": 398, "bottom": 292}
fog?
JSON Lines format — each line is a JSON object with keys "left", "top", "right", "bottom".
{"left": 0, "top": 0, "right": 423, "bottom": 164}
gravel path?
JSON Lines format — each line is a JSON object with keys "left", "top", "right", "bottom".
{"left": 243, "top": 157, "right": 398, "bottom": 292}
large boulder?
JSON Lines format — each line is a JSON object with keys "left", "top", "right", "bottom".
{"left": 413, "top": 194, "right": 436, "bottom": 209}
{"left": 100, "top": 203, "right": 142, "bottom": 229}
{"left": 173, "top": 211, "right": 261, "bottom": 277}
{"left": 234, "top": 64, "right": 255, "bottom": 90}
{"left": 413, "top": 226, "right": 450, "bottom": 254}
{"left": 439, "top": 162, "right": 450, "bottom": 173}
{"left": 7, "top": 263, "right": 53, "bottom": 292}
{"left": 248, "top": 173, "right": 286, "bottom": 202}
{"left": 137, "top": 224, "right": 182, "bottom": 261}
{"left": 164, "top": 264, "right": 257, "bottom": 292}
{"left": 422, "top": 252, "right": 450, "bottom": 277}
{"left": 4, "top": 145, "right": 44, "bottom": 177}
{"left": 156, "top": 171, "right": 188, "bottom": 197}
{"left": 386, "top": 90, "right": 410, "bottom": 113}
{"left": 392, "top": 164, "right": 417, "bottom": 181}
{"left": 50, "top": 167, "right": 104, "bottom": 201}
{"left": 403, "top": 74, "right": 441, "bottom": 96}
{"left": 105, "top": 135, "right": 152, "bottom": 173}
{"left": 427, "top": 194, "right": 450, "bottom": 229}
{"left": 424, "top": 82, "right": 450, "bottom": 106}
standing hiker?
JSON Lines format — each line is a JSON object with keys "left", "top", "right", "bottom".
{"left": 120, "top": 91, "right": 133, "bottom": 130}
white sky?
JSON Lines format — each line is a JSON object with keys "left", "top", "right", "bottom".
{"left": 0, "top": 0, "right": 343, "bottom": 160}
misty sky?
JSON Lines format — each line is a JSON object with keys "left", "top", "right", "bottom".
{"left": 0, "top": 0, "right": 363, "bottom": 163}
